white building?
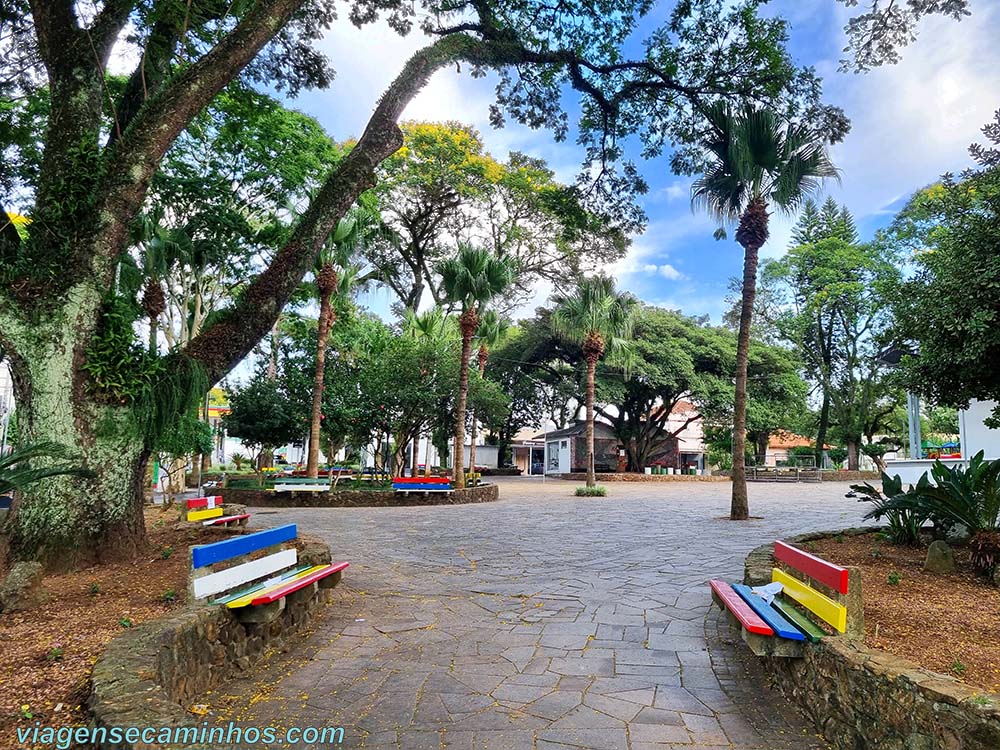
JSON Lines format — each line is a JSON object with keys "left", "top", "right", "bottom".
{"left": 886, "top": 399, "right": 1000, "bottom": 483}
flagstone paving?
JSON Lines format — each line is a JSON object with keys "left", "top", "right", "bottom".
{"left": 212, "top": 478, "right": 867, "bottom": 749}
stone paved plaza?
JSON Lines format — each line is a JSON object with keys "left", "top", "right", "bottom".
{"left": 213, "top": 479, "right": 867, "bottom": 749}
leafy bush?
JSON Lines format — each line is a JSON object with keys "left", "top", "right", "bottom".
{"left": 575, "top": 486, "right": 607, "bottom": 497}
{"left": 896, "top": 452, "right": 1000, "bottom": 535}
{"left": 848, "top": 473, "right": 927, "bottom": 546}
{"left": 828, "top": 447, "right": 848, "bottom": 468}
{"left": 970, "top": 531, "right": 1000, "bottom": 580}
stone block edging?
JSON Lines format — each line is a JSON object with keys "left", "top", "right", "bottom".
{"left": 557, "top": 472, "right": 728, "bottom": 482}
{"left": 220, "top": 482, "right": 499, "bottom": 508}
{"left": 89, "top": 534, "right": 334, "bottom": 748}
{"left": 740, "top": 530, "right": 1000, "bottom": 750}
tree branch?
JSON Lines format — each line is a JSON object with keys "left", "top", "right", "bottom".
{"left": 183, "top": 33, "right": 492, "bottom": 381}
{"left": 93, "top": 0, "right": 307, "bottom": 273}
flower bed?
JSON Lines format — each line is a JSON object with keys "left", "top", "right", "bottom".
{"left": 220, "top": 481, "right": 499, "bottom": 508}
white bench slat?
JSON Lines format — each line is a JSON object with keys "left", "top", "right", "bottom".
{"left": 193, "top": 548, "right": 298, "bottom": 599}
{"left": 274, "top": 483, "right": 329, "bottom": 492}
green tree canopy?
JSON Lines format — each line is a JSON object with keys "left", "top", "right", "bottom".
{"left": 884, "top": 113, "right": 1000, "bottom": 425}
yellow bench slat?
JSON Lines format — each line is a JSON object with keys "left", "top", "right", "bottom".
{"left": 225, "top": 565, "right": 327, "bottom": 609}
{"left": 772, "top": 568, "right": 847, "bottom": 633}
{"left": 188, "top": 508, "right": 225, "bottom": 521}
{"left": 188, "top": 507, "right": 225, "bottom": 522}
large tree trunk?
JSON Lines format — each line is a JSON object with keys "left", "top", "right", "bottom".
{"left": 585, "top": 357, "right": 597, "bottom": 488}
{"left": 3, "top": 328, "right": 149, "bottom": 569}
{"left": 452, "top": 311, "right": 477, "bottom": 489}
{"left": 306, "top": 290, "right": 334, "bottom": 478}
{"left": 411, "top": 433, "right": 421, "bottom": 477}
{"left": 815, "top": 392, "right": 831, "bottom": 468}
{"left": 731, "top": 198, "right": 768, "bottom": 521}
{"left": 847, "top": 440, "right": 860, "bottom": 471}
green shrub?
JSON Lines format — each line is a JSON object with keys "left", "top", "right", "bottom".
{"left": 887, "top": 571, "right": 901, "bottom": 585}
{"left": 575, "top": 486, "right": 607, "bottom": 497}
{"left": 848, "top": 473, "right": 926, "bottom": 546}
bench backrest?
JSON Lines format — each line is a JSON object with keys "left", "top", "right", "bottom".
{"left": 186, "top": 495, "right": 224, "bottom": 523}
{"left": 772, "top": 540, "right": 861, "bottom": 635}
{"left": 190, "top": 524, "right": 298, "bottom": 601}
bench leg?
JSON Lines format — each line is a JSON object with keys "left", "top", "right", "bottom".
{"left": 236, "top": 598, "right": 285, "bottom": 624}
{"left": 319, "top": 570, "right": 343, "bottom": 589}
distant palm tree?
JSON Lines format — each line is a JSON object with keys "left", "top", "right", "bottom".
{"left": 551, "top": 276, "right": 636, "bottom": 488}
{"left": 403, "top": 306, "right": 454, "bottom": 476}
{"left": 692, "top": 104, "right": 837, "bottom": 520}
{"left": 468, "top": 310, "right": 509, "bottom": 479}
{"left": 440, "top": 246, "right": 516, "bottom": 488}
{"left": 304, "top": 211, "right": 370, "bottom": 479}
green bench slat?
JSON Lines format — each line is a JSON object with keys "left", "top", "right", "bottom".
{"left": 771, "top": 598, "right": 827, "bottom": 643}
{"left": 210, "top": 564, "right": 314, "bottom": 605}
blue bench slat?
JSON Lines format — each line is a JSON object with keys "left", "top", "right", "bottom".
{"left": 191, "top": 524, "right": 297, "bottom": 568}
{"left": 732, "top": 583, "right": 806, "bottom": 641}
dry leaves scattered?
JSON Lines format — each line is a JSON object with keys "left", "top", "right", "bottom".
{"left": 811, "top": 533, "right": 1000, "bottom": 693}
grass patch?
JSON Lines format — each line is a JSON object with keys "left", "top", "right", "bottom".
{"left": 575, "top": 486, "right": 607, "bottom": 497}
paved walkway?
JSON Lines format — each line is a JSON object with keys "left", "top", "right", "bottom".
{"left": 212, "top": 479, "right": 865, "bottom": 749}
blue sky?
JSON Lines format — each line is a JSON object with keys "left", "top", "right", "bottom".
{"left": 281, "top": 0, "right": 1000, "bottom": 323}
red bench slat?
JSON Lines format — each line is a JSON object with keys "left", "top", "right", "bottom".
{"left": 206, "top": 513, "right": 251, "bottom": 526}
{"left": 250, "top": 561, "right": 350, "bottom": 605}
{"left": 392, "top": 476, "right": 451, "bottom": 484}
{"left": 187, "top": 495, "right": 222, "bottom": 510}
{"left": 709, "top": 579, "right": 774, "bottom": 636}
{"left": 774, "top": 541, "right": 849, "bottom": 594}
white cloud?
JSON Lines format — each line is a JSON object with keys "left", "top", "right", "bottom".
{"left": 657, "top": 263, "right": 685, "bottom": 281}
{"left": 816, "top": 3, "right": 1000, "bottom": 222}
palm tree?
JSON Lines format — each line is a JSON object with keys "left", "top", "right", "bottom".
{"left": 468, "top": 310, "right": 509, "bottom": 480}
{"left": 692, "top": 104, "right": 837, "bottom": 520}
{"left": 403, "top": 307, "right": 454, "bottom": 476}
{"left": 551, "top": 276, "right": 636, "bottom": 488}
{"left": 304, "top": 213, "right": 368, "bottom": 479}
{"left": 440, "top": 246, "right": 516, "bottom": 488}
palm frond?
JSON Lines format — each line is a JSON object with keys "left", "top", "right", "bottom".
{"left": 0, "top": 442, "right": 94, "bottom": 496}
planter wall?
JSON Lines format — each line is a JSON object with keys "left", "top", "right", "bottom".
{"left": 557, "top": 472, "right": 727, "bottom": 483}
{"left": 89, "top": 536, "right": 334, "bottom": 748}
{"left": 220, "top": 482, "right": 499, "bottom": 508}
{"left": 739, "top": 532, "right": 1000, "bottom": 750}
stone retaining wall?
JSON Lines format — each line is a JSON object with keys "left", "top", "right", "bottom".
{"left": 89, "top": 536, "right": 334, "bottom": 748}
{"left": 739, "top": 531, "right": 1000, "bottom": 750}
{"left": 220, "top": 481, "right": 499, "bottom": 508}
{"left": 557, "top": 472, "right": 728, "bottom": 482}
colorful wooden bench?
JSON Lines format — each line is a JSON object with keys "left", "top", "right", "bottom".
{"left": 274, "top": 481, "right": 330, "bottom": 492}
{"left": 710, "top": 540, "right": 863, "bottom": 657}
{"left": 189, "top": 523, "right": 348, "bottom": 621}
{"left": 185, "top": 495, "right": 250, "bottom": 527}
{"left": 393, "top": 476, "right": 453, "bottom": 493}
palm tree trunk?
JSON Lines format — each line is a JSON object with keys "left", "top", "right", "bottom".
{"left": 453, "top": 325, "right": 474, "bottom": 489}
{"left": 731, "top": 200, "right": 768, "bottom": 520}
{"left": 306, "top": 293, "right": 334, "bottom": 478}
{"left": 586, "top": 357, "right": 597, "bottom": 488}
{"left": 468, "top": 354, "right": 487, "bottom": 483}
